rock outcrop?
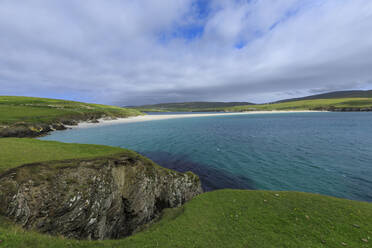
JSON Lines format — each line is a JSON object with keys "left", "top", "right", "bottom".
{"left": 0, "top": 122, "right": 67, "bottom": 138}
{"left": 0, "top": 153, "right": 202, "bottom": 240}
{"left": 0, "top": 112, "right": 132, "bottom": 138}
{"left": 0, "top": 114, "right": 102, "bottom": 138}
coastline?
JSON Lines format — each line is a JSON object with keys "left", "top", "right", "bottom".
{"left": 69, "top": 110, "right": 324, "bottom": 129}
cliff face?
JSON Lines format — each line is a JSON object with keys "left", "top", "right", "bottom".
{"left": 0, "top": 153, "right": 202, "bottom": 240}
{"left": 0, "top": 116, "right": 95, "bottom": 138}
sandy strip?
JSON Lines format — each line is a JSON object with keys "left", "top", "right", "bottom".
{"left": 68, "top": 110, "right": 323, "bottom": 129}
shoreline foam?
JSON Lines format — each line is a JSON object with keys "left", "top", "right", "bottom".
{"left": 68, "top": 110, "right": 324, "bottom": 129}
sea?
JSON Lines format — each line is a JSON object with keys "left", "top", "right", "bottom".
{"left": 40, "top": 112, "right": 372, "bottom": 202}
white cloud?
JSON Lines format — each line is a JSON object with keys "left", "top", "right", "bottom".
{"left": 0, "top": 0, "right": 371, "bottom": 105}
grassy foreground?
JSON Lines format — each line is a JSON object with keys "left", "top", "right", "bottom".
{"left": 0, "top": 190, "right": 371, "bottom": 248}
{"left": 0, "top": 96, "right": 142, "bottom": 126}
{"left": 0, "top": 138, "right": 125, "bottom": 174}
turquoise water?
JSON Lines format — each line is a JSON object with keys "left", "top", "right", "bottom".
{"left": 40, "top": 112, "right": 372, "bottom": 202}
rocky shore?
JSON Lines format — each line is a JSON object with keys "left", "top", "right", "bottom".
{"left": 0, "top": 115, "right": 111, "bottom": 138}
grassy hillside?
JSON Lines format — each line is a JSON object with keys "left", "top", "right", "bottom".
{"left": 0, "top": 190, "right": 370, "bottom": 248}
{"left": 131, "top": 101, "right": 253, "bottom": 112}
{"left": 130, "top": 90, "right": 372, "bottom": 112}
{"left": 276, "top": 90, "right": 372, "bottom": 103}
{"left": 0, "top": 138, "right": 126, "bottom": 174}
{"left": 226, "top": 98, "right": 372, "bottom": 112}
{"left": 0, "top": 96, "right": 142, "bottom": 126}
{"left": 133, "top": 98, "right": 372, "bottom": 112}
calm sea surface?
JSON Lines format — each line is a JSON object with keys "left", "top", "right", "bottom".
{"left": 40, "top": 112, "right": 372, "bottom": 202}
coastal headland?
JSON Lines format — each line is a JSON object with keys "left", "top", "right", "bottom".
{"left": 0, "top": 96, "right": 371, "bottom": 247}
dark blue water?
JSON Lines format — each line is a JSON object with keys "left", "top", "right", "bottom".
{"left": 40, "top": 112, "right": 372, "bottom": 202}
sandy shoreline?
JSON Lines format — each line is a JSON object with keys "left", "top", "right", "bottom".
{"left": 68, "top": 110, "right": 324, "bottom": 129}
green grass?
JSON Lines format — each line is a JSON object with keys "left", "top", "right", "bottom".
{"left": 133, "top": 98, "right": 372, "bottom": 112}
{"left": 0, "top": 190, "right": 371, "bottom": 248}
{"left": 276, "top": 90, "right": 372, "bottom": 103}
{"left": 0, "top": 96, "right": 142, "bottom": 126}
{"left": 227, "top": 98, "right": 372, "bottom": 112}
{"left": 0, "top": 138, "right": 125, "bottom": 174}
{"left": 132, "top": 102, "right": 253, "bottom": 112}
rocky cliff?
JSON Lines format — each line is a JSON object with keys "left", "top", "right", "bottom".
{"left": 0, "top": 122, "right": 68, "bottom": 138}
{"left": 0, "top": 153, "right": 202, "bottom": 240}
{"left": 0, "top": 115, "right": 101, "bottom": 138}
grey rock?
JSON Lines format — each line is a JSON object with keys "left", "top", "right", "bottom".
{"left": 0, "top": 153, "right": 202, "bottom": 240}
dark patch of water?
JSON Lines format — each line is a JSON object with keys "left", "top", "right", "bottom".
{"left": 141, "top": 151, "right": 256, "bottom": 192}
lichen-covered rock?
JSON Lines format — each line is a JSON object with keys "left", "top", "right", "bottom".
{"left": 0, "top": 153, "right": 202, "bottom": 240}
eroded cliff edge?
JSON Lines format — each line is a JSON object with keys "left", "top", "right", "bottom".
{"left": 0, "top": 153, "right": 202, "bottom": 240}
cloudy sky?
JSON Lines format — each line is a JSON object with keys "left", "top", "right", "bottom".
{"left": 1, "top": 0, "right": 372, "bottom": 105}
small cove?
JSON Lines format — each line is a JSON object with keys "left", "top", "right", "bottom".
{"left": 40, "top": 112, "right": 372, "bottom": 202}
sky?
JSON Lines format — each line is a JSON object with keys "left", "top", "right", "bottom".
{"left": 1, "top": 0, "right": 372, "bottom": 105}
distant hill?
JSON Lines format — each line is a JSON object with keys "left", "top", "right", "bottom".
{"left": 131, "top": 101, "right": 253, "bottom": 112}
{"left": 129, "top": 90, "right": 372, "bottom": 112}
{"left": 275, "top": 90, "right": 372, "bottom": 103}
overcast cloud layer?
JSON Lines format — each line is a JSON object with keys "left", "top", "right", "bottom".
{"left": 1, "top": 0, "right": 372, "bottom": 105}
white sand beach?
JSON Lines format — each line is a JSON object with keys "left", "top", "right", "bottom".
{"left": 70, "top": 110, "right": 323, "bottom": 129}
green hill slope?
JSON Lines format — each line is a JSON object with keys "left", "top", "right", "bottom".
{"left": 130, "top": 90, "right": 372, "bottom": 112}
{"left": 131, "top": 101, "right": 253, "bottom": 112}
{"left": 276, "top": 90, "right": 372, "bottom": 103}
{"left": 0, "top": 96, "right": 142, "bottom": 137}
{"left": 134, "top": 98, "right": 372, "bottom": 112}
{"left": 0, "top": 96, "right": 142, "bottom": 125}
{"left": 227, "top": 98, "right": 372, "bottom": 112}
